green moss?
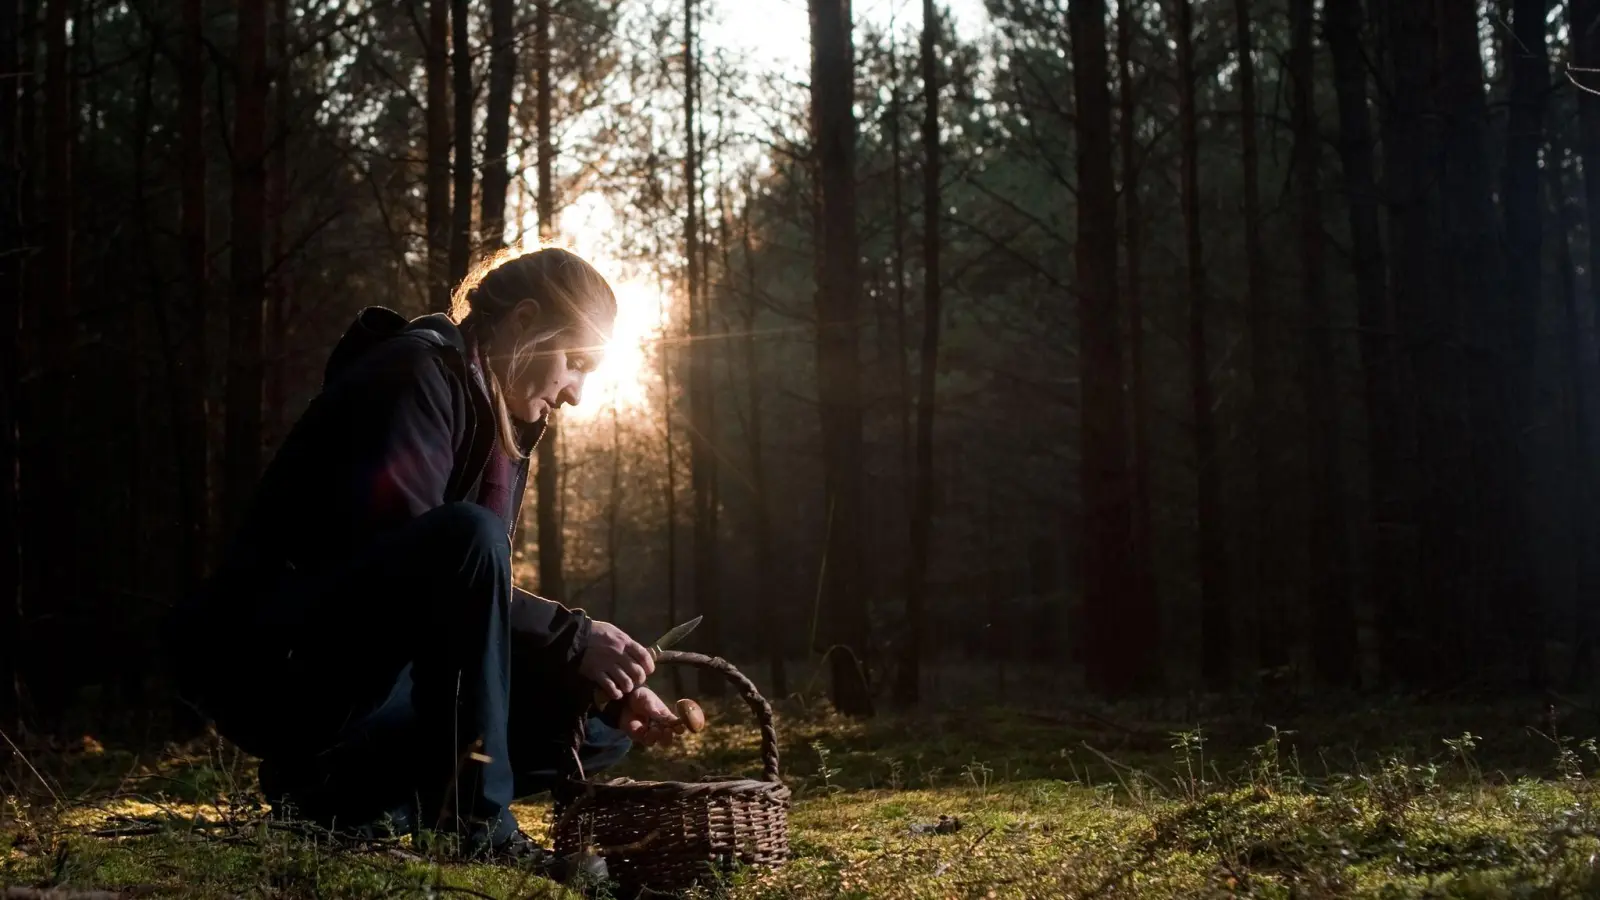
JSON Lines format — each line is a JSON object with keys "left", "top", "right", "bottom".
{"left": 8, "top": 700, "right": 1600, "bottom": 897}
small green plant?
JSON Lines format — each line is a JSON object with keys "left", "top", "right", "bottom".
{"left": 1248, "top": 725, "right": 1296, "bottom": 795}
{"left": 811, "top": 740, "right": 843, "bottom": 796}
{"left": 962, "top": 760, "right": 994, "bottom": 797}
{"left": 1171, "top": 729, "right": 1208, "bottom": 802}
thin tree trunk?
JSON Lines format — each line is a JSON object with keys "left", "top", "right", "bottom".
{"left": 28, "top": 0, "right": 73, "bottom": 727}
{"left": 449, "top": 0, "right": 472, "bottom": 285}
{"left": 894, "top": 0, "right": 940, "bottom": 708}
{"left": 1379, "top": 0, "right": 1440, "bottom": 685}
{"left": 480, "top": 0, "right": 515, "bottom": 252}
{"left": 225, "top": 0, "right": 268, "bottom": 541}
{"left": 1234, "top": 0, "right": 1282, "bottom": 675}
{"left": 178, "top": 0, "right": 208, "bottom": 587}
{"left": 534, "top": 0, "right": 564, "bottom": 602}
{"left": 1575, "top": 0, "right": 1600, "bottom": 683}
{"left": 1291, "top": 0, "right": 1354, "bottom": 685}
{"left": 660, "top": 279, "right": 682, "bottom": 700}
{"left": 1072, "top": 0, "right": 1148, "bottom": 696}
{"left": 686, "top": 0, "right": 722, "bottom": 697}
{"left": 607, "top": 403, "right": 621, "bottom": 622}
{"left": 1326, "top": 0, "right": 1410, "bottom": 687}
{"left": 1438, "top": 0, "right": 1522, "bottom": 679}
{"left": 809, "top": 0, "right": 873, "bottom": 716}
{"left": 425, "top": 0, "right": 451, "bottom": 312}
{"left": 889, "top": 40, "right": 911, "bottom": 559}
{"left": 1118, "top": 0, "right": 1155, "bottom": 680}
{"left": 740, "top": 183, "right": 785, "bottom": 697}
{"left": 1177, "top": 0, "right": 1228, "bottom": 692}
{"left": 1500, "top": 0, "right": 1548, "bottom": 685}
{"left": 1550, "top": 133, "right": 1599, "bottom": 690}
{"left": 1, "top": 0, "right": 22, "bottom": 748}
{"left": 264, "top": 0, "right": 289, "bottom": 453}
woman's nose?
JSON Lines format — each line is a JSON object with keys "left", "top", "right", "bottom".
{"left": 559, "top": 378, "right": 584, "bottom": 408}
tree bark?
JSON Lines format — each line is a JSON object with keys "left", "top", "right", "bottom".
{"left": 1291, "top": 0, "right": 1354, "bottom": 686}
{"left": 480, "top": 0, "right": 515, "bottom": 252}
{"left": 225, "top": 0, "right": 268, "bottom": 541}
{"left": 264, "top": 0, "right": 289, "bottom": 453}
{"left": 1118, "top": 0, "right": 1155, "bottom": 681}
{"left": 425, "top": 0, "right": 451, "bottom": 312}
{"left": 1073, "top": 0, "right": 1149, "bottom": 696}
{"left": 808, "top": 0, "right": 873, "bottom": 716}
{"left": 534, "top": 0, "right": 564, "bottom": 602}
{"left": 1499, "top": 0, "right": 1548, "bottom": 685}
{"left": 685, "top": 0, "right": 722, "bottom": 697}
{"left": 1438, "top": 0, "right": 1525, "bottom": 679}
{"left": 740, "top": 183, "right": 785, "bottom": 698}
{"left": 1, "top": 0, "right": 22, "bottom": 747}
{"left": 449, "top": 0, "right": 472, "bottom": 285}
{"left": 1575, "top": 0, "right": 1600, "bottom": 685}
{"left": 1175, "top": 0, "right": 1228, "bottom": 692}
{"left": 895, "top": 0, "right": 941, "bottom": 708}
{"left": 1326, "top": 0, "right": 1411, "bottom": 687}
{"left": 177, "top": 0, "right": 209, "bottom": 586}
{"left": 1381, "top": 0, "right": 1448, "bottom": 684}
{"left": 1234, "top": 0, "right": 1283, "bottom": 676}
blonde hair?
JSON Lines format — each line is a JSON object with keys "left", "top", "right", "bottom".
{"left": 449, "top": 246, "right": 618, "bottom": 459}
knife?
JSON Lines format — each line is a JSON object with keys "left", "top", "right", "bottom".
{"left": 592, "top": 616, "right": 702, "bottom": 709}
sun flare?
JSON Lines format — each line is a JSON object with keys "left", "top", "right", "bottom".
{"left": 565, "top": 274, "right": 662, "bottom": 421}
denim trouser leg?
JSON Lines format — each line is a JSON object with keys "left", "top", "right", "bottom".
{"left": 229, "top": 502, "right": 630, "bottom": 848}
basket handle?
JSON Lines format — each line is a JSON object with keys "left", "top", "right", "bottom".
{"left": 563, "top": 650, "right": 781, "bottom": 784}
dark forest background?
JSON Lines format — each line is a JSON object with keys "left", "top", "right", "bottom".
{"left": 0, "top": 0, "right": 1594, "bottom": 743}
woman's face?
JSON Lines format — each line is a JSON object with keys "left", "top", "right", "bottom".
{"left": 487, "top": 300, "right": 610, "bottom": 423}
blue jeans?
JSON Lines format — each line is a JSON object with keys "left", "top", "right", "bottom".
{"left": 196, "top": 502, "right": 628, "bottom": 848}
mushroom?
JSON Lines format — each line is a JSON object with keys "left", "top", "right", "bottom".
{"left": 675, "top": 697, "right": 707, "bottom": 733}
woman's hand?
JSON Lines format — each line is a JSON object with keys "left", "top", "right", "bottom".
{"left": 618, "top": 687, "right": 681, "bottom": 747}
{"left": 578, "top": 620, "right": 655, "bottom": 701}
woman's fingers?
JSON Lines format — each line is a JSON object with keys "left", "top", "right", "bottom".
{"left": 626, "top": 641, "right": 656, "bottom": 675}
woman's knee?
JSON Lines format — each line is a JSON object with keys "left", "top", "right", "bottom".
{"left": 418, "top": 502, "right": 511, "bottom": 563}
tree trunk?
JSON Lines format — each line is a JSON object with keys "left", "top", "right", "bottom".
{"left": 1576, "top": 0, "right": 1600, "bottom": 683}
{"left": 178, "top": 0, "right": 209, "bottom": 587}
{"left": 1382, "top": 0, "right": 1448, "bottom": 685}
{"left": 1072, "top": 0, "right": 1148, "bottom": 696}
{"left": 1, "top": 0, "right": 22, "bottom": 748}
{"left": 25, "top": 0, "right": 74, "bottom": 728}
{"left": 808, "top": 0, "right": 872, "bottom": 716}
{"left": 1118, "top": 0, "right": 1155, "bottom": 681}
{"left": 607, "top": 404, "right": 621, "bottom": 621}
{"left": 894, "top": 0, "right": 940, "bottom": 708}
{"left": 425, "top": 0, "right": 451, "bottom": 312}
{"left": 1326, "top": 0, "right": 1411, "bottom": 688}
{"left": 740, "top": 184, "right": 785, "bottom": 698}
{"left": 225, "top": 0, "right": 268, "bottom": 541}
{"left": 660, "top": 280, "right": 683, "bottom": 699}
{"left": 685, "top": 0, "right": 722, "bottom": 698}
{"left": 1499, "top": 0, "right": 1548, "bottom": 685}
{"left": 1176, "top": 0, "right": 1228, "bottom": 692}
{"left": 1438, "top": 0, "right": 1524, "bottom": 679}
{"left": 534, "top": 0, "right": 564, "bottom": 602}
{"left": 1234, "top": 0, "right": 1283, "bottom": 676}
{"left": 480, "top": 0, "right": 515, "bottom": 252}
{"left": 264, "top": 0, "right": 289, "bottom": 453}
{"left": 889, "top": 40, "right": 911, "bottom": 574}
{"left": 1291, "top": 0, "right": 1354, "bottom": 686}
{"left": 1550, "top": 133, "right": 1600, "bottom": 690}
{"left": 449, "top": 0, "right": 472, "bottom": 286}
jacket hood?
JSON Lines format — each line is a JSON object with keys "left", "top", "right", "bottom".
{"left": 323, "top": 307, "right": 466, "bottom": 387}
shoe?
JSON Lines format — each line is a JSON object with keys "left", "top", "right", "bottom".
{"left": 480, "top": 830, "right": 609, "bottom": 884}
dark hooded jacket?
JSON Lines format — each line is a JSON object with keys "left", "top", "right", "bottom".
{"left": 174, "top": 307, "right": 591, "bottom": 714}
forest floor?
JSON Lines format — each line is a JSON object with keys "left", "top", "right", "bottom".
{"left": 7, "top": 693, "right": 1600, "bottom": 898}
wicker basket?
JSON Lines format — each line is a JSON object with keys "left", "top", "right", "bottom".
{"left": 550, "top": 650, "right": 791, "bottom": 896}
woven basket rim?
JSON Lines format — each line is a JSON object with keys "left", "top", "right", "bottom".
{"left": 562, "top": 774, "right": 794, "bottom": 800}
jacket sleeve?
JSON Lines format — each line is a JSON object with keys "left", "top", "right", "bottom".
{"left": 511, "top": 586, "right": 594, "bottom": 711}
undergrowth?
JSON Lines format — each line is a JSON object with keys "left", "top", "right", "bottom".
{"left": 5, "top": 696, "right": 1600, "bottom": 897}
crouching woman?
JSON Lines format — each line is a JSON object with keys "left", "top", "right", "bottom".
{"left": 169, "top": 248, "right": 678, "bottom": 870}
